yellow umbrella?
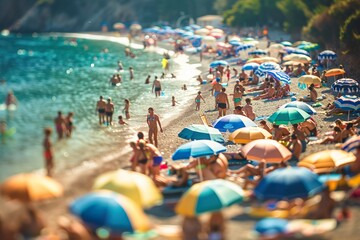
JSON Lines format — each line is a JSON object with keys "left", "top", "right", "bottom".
{"left": 258, "top": 56, "right": 279, "bottom": 63}
{"left": 246, "top": 58, "right": 263, "bottom": 64}
{"left": 298, "top": 150, "right": 356, "bottom": 174}
{"left": 0, "top": 173, "right": 63, "bottom": 202}
{"left": 283, "top": 60, "right": 303, "bottom": 66}
{"left": 93, "top": 169, "right": 163, "bottom": 208}
{"left": 298, "top": 75, "right": 321, "bottom": 85}
{"left": 325, "top": 68, "right": 345, "bottom": 77}
{"left": 283, "top": 54, "right": 308, "bottom": 62}
{"left": 291, "top": 55, "right": 311, "bottom": 63}
{"left": 229, "top": 127, "right": 272, "bottom": 144}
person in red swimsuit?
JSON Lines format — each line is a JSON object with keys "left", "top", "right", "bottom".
{"left": 43, "top": 127, "right": 54, "bottom": 177}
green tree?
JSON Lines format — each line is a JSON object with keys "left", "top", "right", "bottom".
{"left": 223, "top": 0, "right": 261, "bottom": 27}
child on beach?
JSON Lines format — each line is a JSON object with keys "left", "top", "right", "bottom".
{"left": 118, "top": 115, "right": 127, "bottom": 125}
{"left": 172, "top": 96, "right": 179, "bottom": 106}
{"left": 43, "top": 127, "right": 54, "bottom": 177}
{"left": 123, "top": 99, "right": 130, "bottom": 119}
{"left": 195, "top": 91, "right": 205, "bottom": 111}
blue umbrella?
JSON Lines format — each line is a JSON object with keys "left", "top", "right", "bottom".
{"left": 318, "top": 50, "right": 337, "bottom": 60}
{"left": 210, "top": 60, "right": 229, "bottom": 68}
{"left": 254, "top": 167, "right": 324, "bottom": 200}
{"left": 280, "top": 101, "right": 317, "bottom": 115}
{"left": 254, "top": 218, "right": 289, "bottom": 236}
{"left": 334, "top": 95, "right": 360, "bottom": 111}
{"left": 331, "top": 78, "right": 360, "bottom": 94}
{"left": 178, "top": 124, "right": 225, "bottom": 143}
{"left": 280, "top": 41, "right": 292, "bottom": 47}
{"left": 342, "top": 135, "right": 360, "bottom": 154}
{"left": 212, "top": 114, "right": 257, "bottom": 133}
{"left": 267, "top": 70, "right": 291, "bottom": 84}
{"left": 172, "top": 140, "right": 227, "bottom": 160}
{"left": 255, "top": 62, "right": 281, "bottom": 77}
{"left": 242, "top": 62, "right": 259, "bottom": 71}
{"left": 248, "top": 49, "right": 267, "bottom": 56}
{"left": 292, "top": 48, "right": 310, "bottom": 56}
{"left": 229, "top": 40, "right": 242, "bottom": 46}
{"left": 191, "top": 37, "right": 202, "bottom": 48}
{"left": 235, "top": 43, "right": 254, "bottom": 52}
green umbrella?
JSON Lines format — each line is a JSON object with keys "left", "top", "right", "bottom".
{"left": 267, "top": 107, "right": 310, "bottom": 125}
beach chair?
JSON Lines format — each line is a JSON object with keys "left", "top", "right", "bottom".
{"left": 200, "top": 113, "right": 212, "bottom": 127}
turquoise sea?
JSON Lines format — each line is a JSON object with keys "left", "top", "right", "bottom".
{"left": 0, "top": 33, "right": 201, "bottom": 181}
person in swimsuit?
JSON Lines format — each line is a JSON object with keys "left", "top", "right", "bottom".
{"left": 224, "top": 65, "right": 231, "bottom": 81}
{"left": 216, "top": 88, "right": 230, "bottom": 118}
{"left": 134, "top": 140, "right": 149, "bottom": 174}
{"left": 43, "top": 127, "right": 54, "bottom": 177}
{"left": 118, "top": 115, "right": 127, "bottom": 125}
{"left": 95, "top": 96, "right": 106, "bottom": 125}
{"left": 65, "top": 112, "right": 74, "bottom": 137}
{"left": 230, "top": 87, "right": 243, "bottom": 107}
{"left": 152, "top": 76, "right": 162, "bottom": 97}
{"left": 195, "top": 91, "right": 205, "bottom": 111}
{"left": 145, "top": 75, "right": 151, "bottom": 84}
{"left": 5, "top": 90, "right": 17, "bottom": 109}
{"left": 341, "top": 123, "right": 356, "bottom": 143}
{"left": 212, "top": 79, "right": 222, "bottom": 110}
{"left": 54, "top": 111, "right": 66, "bottom": 139}
{"left": 129, "top": 67, "right": 134, "bottom": 80}
{"left": 243, "top": 98, "right": 256, "bottom": 121}
{"left": 260, "top": 120, "right": 272, "bottom": 134}
{"left": 146, "top": 107, "right": 163, "bottom": 147}
{"left": 105, "top": 97, "right": 114, "bottom": 126}
{"left": 123, "top": 99, "right": 130, "bottom": 119}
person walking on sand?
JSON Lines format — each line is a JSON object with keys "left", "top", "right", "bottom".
{"left": 152, "top": 76, "right": 162, "bottom": 97}
{"left": 212, "top": 79, "right": 222, "bottom": 110}
{"left": 129, "top": 67, "right": 134, "bottom": 80}
{"left": 54, "top": 111, "right": 66, "bottom": 139}
{"left": 231, "top": 87, "right": 243, "bottom": 107}
{"left": 105, "top": 97, "right": 114, "bottom": 126}
{"left": 225, "top": 65, "right": 231, "bottom": 81}
{"left": 123, "top": 99, "right": 130, "bottom": 119}
{"left": 216, "top": 88, "right": 230, "bottom": 118}
{"left": 96, "top": 96, "right": 106, "bottom": 125}
{"left": 171, "top": 96, "right": 179, "bottom": 106}
{"left": 147, "top": 107, "right": 163, "bottom": 147}
{"left": 243, "top": 98, "right": 256, "bottom": 121}
{"left": 195, "top": 91, "right": 205, "bottom": 111}
{"left": 43, "top": 127, "right": 54, "bottom": 177}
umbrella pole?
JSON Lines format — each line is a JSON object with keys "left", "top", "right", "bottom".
{"left": 197, "top": 158, "right": 204, "bottom": 182}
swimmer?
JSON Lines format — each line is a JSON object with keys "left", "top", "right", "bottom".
{"left": 95, "top": 96, "right": 106, "bottom": 125}
{"left": 123, "top": 99, "right": 130, "bottom": 119}
{"left": 145, "top": 75, "right": 151, "bottom": 84}
{"left": 117, "top": 61, "right": 123, "bottom": 71}
{"left": 118, "top": 115, "right": 128, "bottom": 125}
{"left": 182, "top": 84, "right": 187, "bottom": 90}
{"left": 152, "top": 76, "right": 162, "bottom": 97}
{"left": 195, "top": 91, "right": 205, "bottom": 111}
{"left": 54, "top": 111, "right": 66, "bottom": 139}
{"left": 5, "top": 91, "right": 17, "bottom": 108}
{"left": 172, "top": 96, "right": 179, "bottom": 106}
{"left": 65, "top": 112, "right": 74, "bottom": 137}
{"left": 160, "top": 72, "right": 165, "bottom": 79}
{"left": 129, "top": 67, "right": 134, "bottom": 80}
{"left": 105, "top": 97, "right": 114, "bottom": 126}
{"left": 43, "top": 127, "right": 54, "bottom": 177}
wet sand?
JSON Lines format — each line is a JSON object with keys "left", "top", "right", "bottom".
{"left": 2, "top": 34, "right": 360, "bottom": 239}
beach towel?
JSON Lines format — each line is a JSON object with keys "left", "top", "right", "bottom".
{"left": 312, "top": 102, "right": 323, "bottom": 107}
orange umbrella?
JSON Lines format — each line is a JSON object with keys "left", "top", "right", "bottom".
{"left": 241, "top": 139, "right": 292, "bottom": 163}
{"left": 325, "top": 68, "right": 345, "bottom": 77}
{"left": 229, "top": 127, "right": 272, "bottom": 144}
{"left": 298, "top": 150, "right": 356, "bottom": 173}
{"left": 0, "top": 173, "right": 63, "bottom": 202}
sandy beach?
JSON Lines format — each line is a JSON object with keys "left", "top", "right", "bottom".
{"left": 1, "top": 33, "right": 360, "bottom": 240}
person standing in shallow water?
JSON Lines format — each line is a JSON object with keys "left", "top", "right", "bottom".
{"left": 54, "top": 111, "right": 66, "bottom": 139}
{"left": 43, "top": 127, "right": 54, "bottom": 177}
{"left": 152, "top": 76, "right": 162, "bottom": 97}
{"left": 147, "top": 107, "right": 163, "bottom": 147}
{"left": 105, "top": 98, "right": 114, "bottom": 126}
{"left": 95, "top": 96, "right": 106, "bottom": 125}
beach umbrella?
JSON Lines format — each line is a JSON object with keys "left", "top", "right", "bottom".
{"left": 254, "top": 167, "right": 324, "bottom": 200}
{"left": 242, "top": 62, "right": 259, "bottom": 71}
{"left": 298, "top": 150, "right": 356, "bottom": 174}
{"left": 334, "top": 95, "right": 360, "bottom": 120}
{"left": 279, "top": 101, "right": 317, "bottom": 115}
{"left": 241, "top": 139, "right": 292, "bottom": 163}
{"left": 205, "top": 25, "right": 214, "bottom": 30}
{"left": 298, "top": 43, "right": 319, "bottom": 51}
{"left": 178, "top": 124, "right": 225, "bottom": 143}
{"left": 248, "top": 49, "right": 267, "bottom": 56}
{"left": 235, "top": 43, "right": 254, "bottom": 52}
{"left": 246, "top": 58, "right": 264, "bottom": 64}
{"left": 195, "top": 28, "right": 210, "bottom": 36}
{"left": 229, "top": 127, "right": 272, "bottom": 144}
{"left": 0, "top": 173, "right": 63, "bottom": 202}
{"left": 342, "top": 135, "right": 360, "bottom": 154}
{"left": 258, "top": 62, "right": 281, "bottom": 72}
{"left": 290, "top": 54, "right": 311, "bottom": 63}
{"left": 70, "top": 191, "right": 151, "bottom": 234}
{"left": 325, "top": 68, "right": 345, "bottom": 77}
{"left": 331, "top": 78, "right": 359, "bottom": 93}
{"left": 202, "top": 36, "right": 217, "bottom": 47}
{"left": 268, "top": 107, "right": 311, "bottom": 125}
{"left": 228, "top": 40, "right": 242, "bottom": 46}
{"left": 209, "top": 60, "right": 228, "bottom": 68}
{"left": 269, "top": 44, "right": 284, "bottom": 51}
{"left": 280, "top": 41, "right": 292, "bottom": 47}
{"left": 318, "top": 50, "right": 337, "bottom": 60}
{"left": 211, "top": 28, "right": 224, "bottom": 34}
{"left": 175, "top": 179, "right": 244, "bottom": 216}
{"left": 172, "top": 140, "right": 226, "bottom": 160}
{"left": 291, "top": 49, "right": 310, "bottom": 56}
{"left": 254, "top": 218, "right": 289, "bottom": 236}
{"left": 93, "top": 169, "right": 162, "bottom": 208}
{"left": 258, "top": 56, "right": 279, "bottom": 63}
{"left": 267, "top": 70, "right": 291, "bottom": 85}
{"left": 283, "top": 61, "right": 303, "bottom": 66}
{"left": 212, "top": 114, "right": 257, "bottom": 133}
{"left": 113, "top": 22, "right": 125, "bottom": 30}
{"left": 298, "top": 75, "right": 321, "bottom": 85}
{"left": 292, "top": 41, "right": 311, "bottom": 47}
{"left": 130, "top": 23, "right": 142, "bottom": 31}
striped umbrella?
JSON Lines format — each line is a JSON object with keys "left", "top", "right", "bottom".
{"left": 280, "top": 41, "right": 292, "bottom": 46}
{"left": 242, "top": 62, "right": 259, "bottom": 71}
{"left": 267, "top": 70, "right": 291, "bottom": 84}
{"left": 280, "top": 101, "right": 317, "bottom": 115}
{"left": 318, "top": 50, "right": 337, "bottom": 60}
{"left": 229, "top": 40, "right": 242, "bottom": 46}
{"left": 342, "top": 135, "right": 360, "bottom": 154}
{"left": 235, "top": 43, "right": 254, "bottom": 52}
{"left": 248, "top": 49, "right": 267, "bottom": 56}
{"left": 175, "top": 179, "right": 244, "bottom": 216}
{"left": 255, "top": 62, "right": 281, "bottom": 77}
{"left": 334, "top": 95, "right": 360, "bottom": 120}
{"left": 331, "top": 78, "right": 359, "bottom": 93}
{"left": 209, "top": 60, "right": 229, "bottom": 68}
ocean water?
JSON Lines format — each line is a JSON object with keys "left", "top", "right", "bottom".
{"left": 0, "top": 33, "right": 201, "bottom": 181}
